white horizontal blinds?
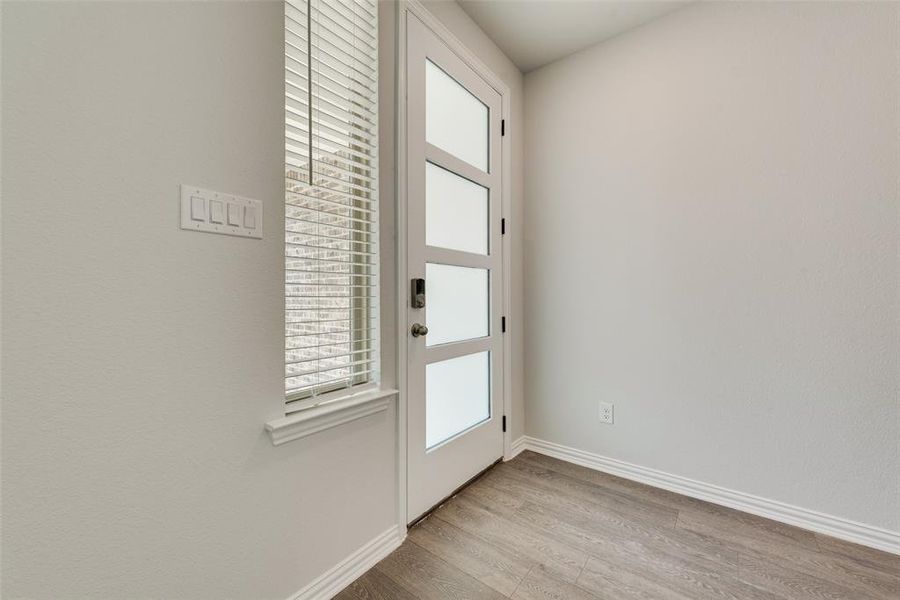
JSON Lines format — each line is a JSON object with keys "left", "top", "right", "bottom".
{"left": 285, "top": 0, "right": 379, "bottom": 406}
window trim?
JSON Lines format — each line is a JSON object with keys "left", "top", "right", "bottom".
{"left": 267, "top": 387, "right": 398, "bottom": 445}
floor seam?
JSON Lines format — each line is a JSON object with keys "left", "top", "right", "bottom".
{"left": 572, "top": 555, "right": 590, "bottom": 591}
{"left": 372, "top": 558, "right": 421, "bottom": 599}
{"left": 508, "top": 565, "right": 533, "bottom": 598}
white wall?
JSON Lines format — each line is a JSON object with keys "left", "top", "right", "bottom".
{"left": 524, "top": 1, "right": 900, "bottom": 531}
{"left": 1, "top": 2, "right": 397, "bottom": 598}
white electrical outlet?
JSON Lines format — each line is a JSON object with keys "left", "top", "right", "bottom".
{"left": 599, "top": 402, "right": 614, "bottom": 424}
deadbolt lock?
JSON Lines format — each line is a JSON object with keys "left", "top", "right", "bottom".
{"left": 411, "top": 278, "right": 426, "bottom": 309}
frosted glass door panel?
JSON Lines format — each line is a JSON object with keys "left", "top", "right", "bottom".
{"left": 426, "top": 351, "right": 490, "bottom": 449}
{"left": 426, "top": 263, "right": 488, "bottom": 346}
{"left": 426, "top": 162, "right": 488, "bottom": 255}
{"left": 426, "top": 60, "right": 488, "bottom": 172}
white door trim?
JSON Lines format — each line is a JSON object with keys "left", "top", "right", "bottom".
{"left": 395, "top": 0, "right": 513, "bottom": 530}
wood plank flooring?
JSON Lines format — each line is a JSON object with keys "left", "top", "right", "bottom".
{"left": 336, "top": 451, "right": 900, "bottom": 600}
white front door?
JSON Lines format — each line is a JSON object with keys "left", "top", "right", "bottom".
{"left": 405, "top": 13, "right": 505, "bottom": 524}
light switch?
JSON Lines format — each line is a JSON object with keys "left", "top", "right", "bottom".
{"left": 181, "top": 185, "right": 262, "bottom": 239}
{"left": 190, "top": 196, "right": 206, "bottom": 221}
{"left": 227, "top": 203, "right": 241, "bottom": 226}
{"left": 243, "top": 206, "right": 257, "bottom": 229}
{"left": 209, "top": 199, "right": 224, "bottom": 224}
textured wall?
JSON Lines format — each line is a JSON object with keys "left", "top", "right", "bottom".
{"left": 524, "top": 1, "right": 900, "bottom": 531}
{"left": 1, "top": 2, "right": 396, "bottom": 598}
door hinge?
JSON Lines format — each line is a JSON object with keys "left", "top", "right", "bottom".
{"left": 501, "top": 316, "right": 506, "bottom": 333}
{"left": 501, "top": 218, "right": 506, "bottom": 235}
{"left": 502, "top": 415, "right": 507, "bottom": 432}
{"left": 501, "top": 119, "right": 506, "bottom": 137}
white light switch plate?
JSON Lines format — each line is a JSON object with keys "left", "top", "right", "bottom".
{"left": 180, "top": 184, "right": 262, "bottom": 239}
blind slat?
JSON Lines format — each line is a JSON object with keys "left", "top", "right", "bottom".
{"left": 286, "top": 194, "right": 376, "bottom": 214}
{"left": 286, "top": 134, "right": 377, "bottom": 170}
{"left": 286, "top": 327, "right": 377, "bottom": 339}
{"left": 286, "top": 55, "right": 377, "bottom": 110}
{"left": 314, "top": 1, "right": 377, "bottom": 48}
{"left": 287, "top": 359, "right": 377, "bottom": 378}
{"left": 285, "top": 69, "right": 377, "bottom": 122}
{"left": 286, "top": 347, "right": 377, "bottom": 364}
{"left": 284, "top": 205, "right": 377, "bottom": 227}
{"left": 285, "top": 105, "right": 377, "bottom": 148}
{"left": 286, "top": 95, "right": 378, "bottom": 137}
{"left": 285, "top": 214, "right": 374, "bottom": 233}
{"left": 286, "top": 233, "right": 376, "bottom": 247}
{"left": 286, "top": 32, "right": 377, "bottom": 90}
{"left": 285, "top": 369, "right": 377, "bottom": 395}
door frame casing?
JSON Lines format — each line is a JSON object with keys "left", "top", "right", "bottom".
{"left": 395, "top": 0, "right": 513, "bottom": 529}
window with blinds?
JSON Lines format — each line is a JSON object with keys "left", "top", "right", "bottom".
{"left": 284, "top": 0, "right": 379, "bottom": 410}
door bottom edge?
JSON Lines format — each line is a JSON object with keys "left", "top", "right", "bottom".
{"left": 407, "top": 456, "right": 502, "bottom": 527}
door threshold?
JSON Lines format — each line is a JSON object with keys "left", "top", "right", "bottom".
{"left": 408, "top": 457, "right": 503, "bottom": 528}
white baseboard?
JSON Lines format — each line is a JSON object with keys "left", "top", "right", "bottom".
{"left": 507, "top": 436, "right": 527, "bottom": 460}
{"left": 287, "top": 525, "right": 405, "bottom": 600}
{"left": 520, "top": 436, "right": 900, "bottom": 556}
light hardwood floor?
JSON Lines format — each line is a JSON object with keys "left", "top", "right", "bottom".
{"left": 336, "top": 451, "right": 900, "bottom": 599}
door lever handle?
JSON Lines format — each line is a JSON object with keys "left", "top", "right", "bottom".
{"left": 411, "top": 323, "right": 429, "bottom": 337}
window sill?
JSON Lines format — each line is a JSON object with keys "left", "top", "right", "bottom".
{"left": 265, "top": 388, "right": 398, "bottom": 446}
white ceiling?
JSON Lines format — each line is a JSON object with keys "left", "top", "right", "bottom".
{"left": 458, "top": 0, "right": 691, "bottom": 72}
